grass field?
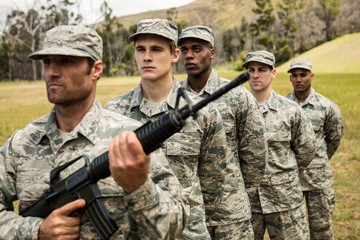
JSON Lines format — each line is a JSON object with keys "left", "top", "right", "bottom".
{"left": 0, "top": 72, "right": 359, "bottom": 239}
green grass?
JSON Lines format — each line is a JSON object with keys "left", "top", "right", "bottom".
{"left": 0, "top": 72, "right": 359, "bottom": 239}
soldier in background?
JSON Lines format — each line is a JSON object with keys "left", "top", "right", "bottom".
{"left": 286, "top": 59, "right": 344, "bottom": 240}
{"left": 105, "top": 19, "right": 229, "bottom": 239}
{"left": 0, "top": 25, "right": 187, "bottom": 239}
{"left": 177, "top": 25, "right": 267, "bottom": 240}
{"left": 243, "top": 50, "right": 316, "bottom": 240}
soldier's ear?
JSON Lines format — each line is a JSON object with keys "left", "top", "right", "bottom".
{"left": 92, "top": 60, "right": 103, "bottom": 80}
{"left": 172, "top": 48, "right": 180, "bottom": 63}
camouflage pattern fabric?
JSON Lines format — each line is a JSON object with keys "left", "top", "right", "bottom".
{"left": 0, "top": 99, "right": 187, "bottom": 239}
{"left": 208, "top": 219, "right": 254, "bottom": 240}
{"left": 28, "top": 25, "right": 102, "bottom": 61}
{"left": 251, "top": 90, "right": 316, "bottom": 216}
{"left": 178, "top": 25, "right": 215, "bottom": 47}
{"left": 287, "top": 88, "right": 343, "bottom": 190}
{"left": 287, "top": 58, "right": 312, "bottom": 72}
{"left": 242, "top": 50, "right": 275, "bottom": 69}
{"left": 251, "top": 204, "right": 308, "bottom": 240}
{"left": 304, "top": 188, "right": 335, "bottom": 239}
{"left": 129, "top": 18, "right": 178, "bottom": 43}
{"left": 105, "top": 79, "right": 229, "bottom": 239}
{"left": 182, "top": 68, "right": 267, "bottom": 231}
{"left": 287, "top": 88, "right": 343, "bottom": 240}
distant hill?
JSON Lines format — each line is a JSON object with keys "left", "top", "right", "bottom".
{"left": 277, "top": 33, "right": 360, "bottom": 73}
{"left": 115, "top": 0, "right": 268, "bottom": 30}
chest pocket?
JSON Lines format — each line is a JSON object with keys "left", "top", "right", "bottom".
{"left": 166, "top": 131, "right": 201, "bottom": 156}
{"left": 266, "top": 120, "right": 291, "bottom": 141}
{"left": 266, "top": 130, "right": 292, "bottom": 167}
{"left": 17, "top": 159, "right": 52, "bottom": 209}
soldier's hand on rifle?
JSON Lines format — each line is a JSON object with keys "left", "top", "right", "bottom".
{"left": 38, "top": 199, "right": 86, "bottom": 240}
{"left": 108, "top": 131, "right": 150, "bottom": 193}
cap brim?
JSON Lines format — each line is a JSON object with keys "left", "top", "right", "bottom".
{"left": 242, "top": 60, "right": 274, "bottom": 69}
{"left": 287, "top": 66, "right": 312, "bottom": 73}
{"left": 178, "top": 36, "right": 212, "bottom": 46}
{"left": 128, "top": 32, "right": 175, "bottom": 42}
{"left": 28, "top": 46, "right": 92, "bottom": 60}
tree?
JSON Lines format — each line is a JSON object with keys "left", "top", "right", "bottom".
{"left": 0, "top": 36, "right": 11, "bottom": 80}
{"left": 1, "top": 0, "right": 83, "bottom": 81}
{"left": 96, "top": 0, "right": 132, "bottom": 76}
{"left": 3, "top": 9, "right": 42, "bottom": 80}
{"left": 275, "top": 0, "right": 305, "bottom": 62}
{"left": 41, "top": 0, "right": 82, "bottom": 30}
{"left": 315, "top": 0, "right": 343, "bottom": 41}
{"left": 250, "top": 0, "right": 276, "bottom": 51}
{"left": 293, "top": 0, "right": 317, "bottom": 53}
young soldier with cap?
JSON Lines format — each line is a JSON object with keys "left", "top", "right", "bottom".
{"left": 286, "top": 59, "right": 344, "bottom": 240}
{"left": 178, "top": 25, "right": 267, "bottom": 240}
{"left": 0, "top": 25, "right": 187, "bottom": 239}
{"left": 105, "top": 19, "right": 229, "bottom": 239}
{"left": 243, "top": 50, "right": 316, "bottom": 240}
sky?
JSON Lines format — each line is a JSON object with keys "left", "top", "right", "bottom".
{"left": 0, "top": 0, "right": 195, "bottom": 26}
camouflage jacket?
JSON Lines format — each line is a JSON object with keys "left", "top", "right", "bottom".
{"left": 287, "top": 88, "right": 344, "bottom": 190}
{"left": 182, "top": 69, "right": 267, "bottom": 223}
{"left": 105, "top": 78, "right": 229, "bottom": 235}
{"left": 0, "top": 99, "right": 187, "bottom": 240}
{"left": 253, "top": 91, "right": 316, "bottom": 214}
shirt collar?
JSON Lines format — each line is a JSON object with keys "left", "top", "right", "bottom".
{"left": 35, "top": 99, "right": 103, "bottom": 153}
{"left": 182, "top": 68, "right": 218, "bottom": 96}
{"left": 129, "top": 78, "right": 182, "bottom": 116}
{"left": 289, "top": 88, "right": 316, "bottom": 107}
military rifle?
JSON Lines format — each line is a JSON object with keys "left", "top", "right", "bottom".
{"left": 20, "top": 72, "right": 250, "bottom": 239}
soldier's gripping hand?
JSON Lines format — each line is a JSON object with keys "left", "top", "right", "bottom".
{"left": 39, "top": 199, "right": 86, "bottom": 240}
{"left": 108, "top": 131, "right": 150, "bottom": 193}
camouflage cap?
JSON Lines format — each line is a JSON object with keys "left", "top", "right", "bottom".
{"left": 178, "top": 25, "right": 215, "bottom": 47}
{"left": 28, "top": 25, "right": 103, "bottom": 61}
{"left": 129, "top": 18, "right": 178, "bottom": 43}
{"left": 242, "top": 50, "right": 275, "bottom": 68}
{"left": 287, "top": 59, "right": 312, "bottom": 72}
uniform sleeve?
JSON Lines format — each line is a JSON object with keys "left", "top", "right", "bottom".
{"left": 124, "top": 149, "right": 189, "bottom": 240}
{"left": 236, "top": 89, "right": 267, "bottom": 188}
{"left": 325, "top": 104, "right": 344, "bottom": 159}
{"left": 0, "top": 138, "right": 43, "bottom": 240}
{"left": 291, "top": 107, "right": 316, "bottom": 168}
{"left": 197, "top": 105, "right": 228, "bottom": 214}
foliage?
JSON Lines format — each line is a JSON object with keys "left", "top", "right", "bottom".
{"left": 315, "top": 0, "right": 343, "bottom": 41}
{"left": 96, "top": 1, "right": 129, "bottom": 77}
{"left": 232, "top": 50, "right": 248, "bottom": 71}
{"left": 250, "top": 0, "right": 276, "bottom": 50}
{"left": 275, "top": 0, "right": 302, "bottom": 59}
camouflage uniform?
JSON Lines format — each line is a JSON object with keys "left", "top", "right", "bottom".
{"left": 243, "top": 50, "right": 317, "bottom": 239}
{"left": 105, "top": 79, "right": 228, "bottom": 240}
{"left": 178, "top": 26, "right": 267, "bottom": 239}
{"left": 249, "top": 90, "right": 315, "bottom": 240}
{"left": 0, "top": 100, "right": 187, "bottom": 239}
{"left": 287, "top": 85, "right": 343, "bottom": 239}
{"left": 182, "top": 69, "right": 267, "bottom": 240}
